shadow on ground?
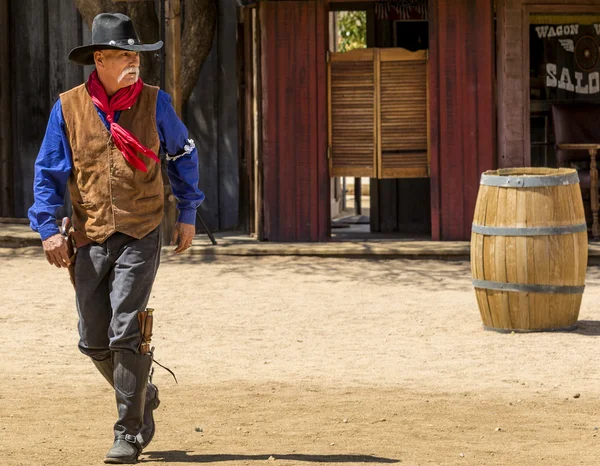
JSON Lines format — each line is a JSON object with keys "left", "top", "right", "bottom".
{"left": 572, "top": 320, "right": 600, "bottom": 336}
{"left": 144, "top": 452, "right": 400, "bottom": 464}
{"left": 159, "top": 255, "right": 474, "bottom": 292}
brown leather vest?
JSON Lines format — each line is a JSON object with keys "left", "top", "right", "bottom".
{"left": 60, "top": 83, "right": 164, "bottom": 243}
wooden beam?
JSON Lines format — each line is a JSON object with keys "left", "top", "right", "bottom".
{"left": 327, "top": 1, "right": 375, "bottom": 12}
{"left": 165, "top": 0, "right": 182, "bottom": 117}
{"left": 0, "top": 0, "right": 12, "bottom": 217}
{"left": 327, "top": 0, "right": 374, "bottom": 4}
{"left": 242, "top": 10, "right": 255, "bottom": 234}
{"left": 160, "top": 0, "right": 181, "bottom": 244}
{"left": 428, "top": 0, "right": 440, "bottom": 240}
{"left": 253, "top": 8, "right": 263, "bottom": 239}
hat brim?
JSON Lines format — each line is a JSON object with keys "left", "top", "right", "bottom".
{"left": 68, "top": 41, "right": 164, "bottom": 66}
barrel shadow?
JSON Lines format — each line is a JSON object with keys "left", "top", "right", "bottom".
{"left": 572, "top": 320, "right": 600, "bottom": 336}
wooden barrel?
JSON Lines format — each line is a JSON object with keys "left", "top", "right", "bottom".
{"left": 471, "top": 167, "right": 588, "bottom": 332}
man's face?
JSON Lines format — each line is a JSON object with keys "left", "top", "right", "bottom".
{"left": 94, "top": 49, "right": 141, "bottom": 90}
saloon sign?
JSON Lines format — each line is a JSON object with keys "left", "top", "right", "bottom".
{"left": 533, "top": 22, "right": 600, "bottom": 96}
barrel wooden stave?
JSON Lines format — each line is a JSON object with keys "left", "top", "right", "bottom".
{"left": 471, "top": 168, "right": 588, "bottom": 331}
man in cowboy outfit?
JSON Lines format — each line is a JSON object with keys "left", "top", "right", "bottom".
{"left": 28, "top": 13, "right": 204, "bottom": 464}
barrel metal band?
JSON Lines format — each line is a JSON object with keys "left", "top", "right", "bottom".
{"left": 472, "top": 279, "right": 584, "bottom": 295}
{"left": 480, "top": 171, "right": 579, "bottom": 188}
{"left": 472, "top": 223, "right": 587, "bottom": 236}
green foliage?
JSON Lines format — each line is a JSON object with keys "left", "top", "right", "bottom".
{"left": 336, "top": 11, "right": 367, "bottom": 53}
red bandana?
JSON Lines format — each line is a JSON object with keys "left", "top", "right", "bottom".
{"left": 86, "top": 70, "right": 159, "bottom": 172}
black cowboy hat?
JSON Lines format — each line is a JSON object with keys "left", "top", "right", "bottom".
{"left": 68, "top": 13, "right": 163, "bottom": 66}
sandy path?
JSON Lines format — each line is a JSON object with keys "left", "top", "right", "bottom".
{"left": 1, "top": 252, "right": 600, "bottom": 465}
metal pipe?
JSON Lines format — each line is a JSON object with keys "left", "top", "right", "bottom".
{"left": 354, "top": 177, "right": 361, "bottom": 215}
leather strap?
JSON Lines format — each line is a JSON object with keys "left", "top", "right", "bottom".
{"left": 116, "top": 433, "right": 142, "bottom": 453}
{"left": 69, "top": 230, "right": 93, "bottom": 248}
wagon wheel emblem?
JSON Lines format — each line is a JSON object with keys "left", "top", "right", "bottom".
{"left": 575, "top": 35, "right": 599, "bottom": 71}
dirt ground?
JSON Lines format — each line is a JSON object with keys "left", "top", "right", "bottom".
{"left": 2, "top": 249, "right": 600, "bottom": 466}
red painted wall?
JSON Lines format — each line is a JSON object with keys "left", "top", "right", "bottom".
{"left": 429, "top": 0, "right": 496, "bottom": 240}
{"left": 260, "top": 1, "right": 329, "bottom": 242}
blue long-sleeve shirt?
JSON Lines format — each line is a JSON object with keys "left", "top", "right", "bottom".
{"left": 28, "top": 89, "right": 205, "bottom": 240}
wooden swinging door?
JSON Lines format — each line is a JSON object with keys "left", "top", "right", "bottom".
{"left": 328, "top": 47, "right": 429, "bottom": 179}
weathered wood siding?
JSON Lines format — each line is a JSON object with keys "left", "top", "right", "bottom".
{"left": 10, "top": 0, "right": 83, "bottom": 218}
{"left": 185, "top": 0, "right": 239, "bottom": 232}
{"left": 6, "top": 0, "right": 239, "bottom": 233}
{"left": 429, "top": 0, "right": 495, "bottom": 240}
{"left": 0, "top": 0, "right": 11, "bottom": 216}
{"left": 259, "top": 1, "right": 329, "bottom": 241}
{"left": 186, "top": 46, "right": 219, "bottom": 231}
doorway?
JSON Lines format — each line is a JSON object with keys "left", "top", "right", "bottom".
{"left": 328, "top": 4, "right": 431, "bottom": 240}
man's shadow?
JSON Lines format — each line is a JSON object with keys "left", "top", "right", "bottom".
{"left": 144, "top": 452, "right": 400, "bottom": 464}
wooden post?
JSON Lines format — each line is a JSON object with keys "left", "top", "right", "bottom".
{"left": 241, "top": 9, "right": 254, "bottom": 234}
{"left": 165, "top": 0, "right": 182, "bottom": 116}
{"left": 160, "top": 0, "right": 181, "bottom": 245}
{"left": 590, "top": 148, "right": 599, "bottom": 240}
{"left": 253, "top": 8, "right": 263, "bottom": 239}
{"left": 0, "top": 0, "right": 11, "bottom": 217}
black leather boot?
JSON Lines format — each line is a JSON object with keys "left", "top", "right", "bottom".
{"left": 104, "top": 434, "right": 142, "bottom": 465}
{"left": 138, "top": 382, "right": 160, "bottom": 449}
{"left": 93, "top": 357, "right": 114, "bottom": 385}
{"left": 103, "top": 351, "right": 151, "bottom": 464}
{"left": 93, "top": 355, "right": 160, "bottom": 450}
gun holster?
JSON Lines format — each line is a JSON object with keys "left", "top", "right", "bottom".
{"left": 60, "top": 217, "right": 93, "bottom": 290}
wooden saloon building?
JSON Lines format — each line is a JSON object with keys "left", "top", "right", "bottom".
{"left": 239, "top": 0, "right": 600, "bottom": 242}
{"left": 3, "top": 0, "right": 600, "bottom": 242}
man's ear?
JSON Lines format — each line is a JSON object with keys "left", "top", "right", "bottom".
{"left": 94, "top": 51, "right": 104, "bottom": 69}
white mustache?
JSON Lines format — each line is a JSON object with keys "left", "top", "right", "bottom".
{"left": 117, "top": 67, "right": 139, "bottom": 83}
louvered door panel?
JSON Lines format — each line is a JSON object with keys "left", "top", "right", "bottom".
{"left": 328, "top": 49, "right": 376, "bottom": 177}
{"left": 379, "top": 49, "right": 429, "bottom": 178}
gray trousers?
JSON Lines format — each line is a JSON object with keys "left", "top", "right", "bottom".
{"left": 74, "top": 228, "right": 161, "bottom": 360}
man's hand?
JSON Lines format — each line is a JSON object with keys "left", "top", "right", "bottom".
{"left": 42, "top": 233, "right": 71, "bottom": 268}
{"left": 171, "top": 222, "right": 195, "bottom": 254}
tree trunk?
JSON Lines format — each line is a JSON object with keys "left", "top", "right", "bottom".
{"left": 181, "top": 0, "right": 217, "bottom": 104}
